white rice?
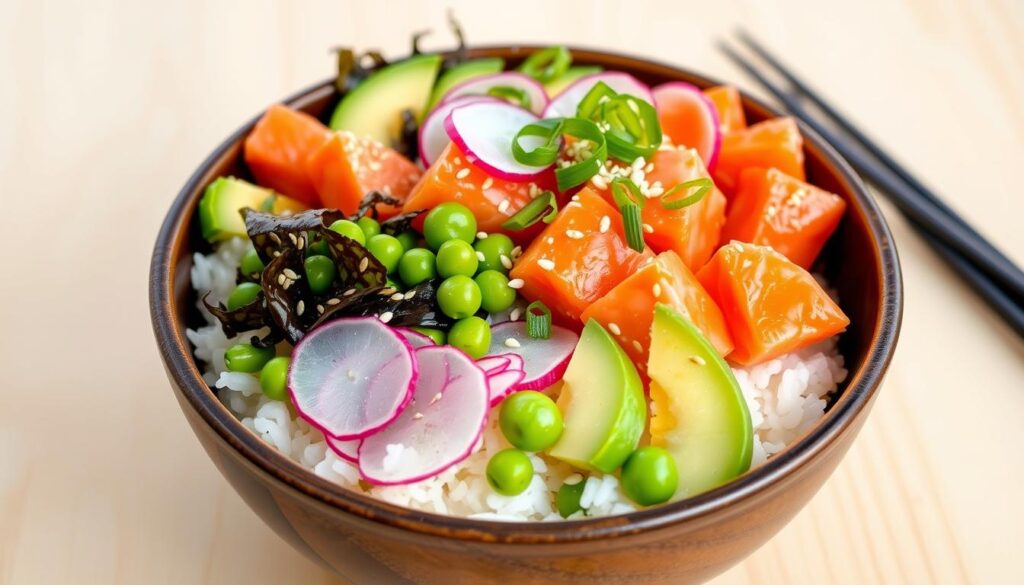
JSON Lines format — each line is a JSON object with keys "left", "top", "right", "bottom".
{"left": 187, "top": 238, "right": 847, "bottom": 521}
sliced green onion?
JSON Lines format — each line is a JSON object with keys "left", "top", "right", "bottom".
{"left": 518, "top": 46, "right": 571, "bottom": 83}
{"left": 610, "top": 177, "right": 646, "bottom": 209}
{"left": 554, "top": 118, "right": 608, "bottom": 192}
{"left": 501, "top": 191, "right": 559, "bottom": 230}
{"left": 576, "top": 81, "right": 617, "bottom": 120}
{"left": 526, "top": 300, "right": 552, "bottom": 339}
{"left": 512, "top": 119, "right": 563, "bottom": 167}
{"left": 602, "top": 96, "right": 662, "bottom": 163}
{"left": 620, "top": 203, "right": 645, "bottom": 252}
{"left": 487, "top": 85, "right": 532, "bottom": 111}
{"left": 660, "top": 178, "right": 712, "bottom": 210}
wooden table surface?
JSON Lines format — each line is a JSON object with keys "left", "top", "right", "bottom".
{"left": 2, "top": 0, "right": 1022, "bottom": 583}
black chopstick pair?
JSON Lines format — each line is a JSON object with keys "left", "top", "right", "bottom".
{"left": 718, "top": 31, "right": 1024, "bottom": 340}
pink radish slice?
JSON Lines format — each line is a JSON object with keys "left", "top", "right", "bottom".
{"left": 543, "top": 72, "right": 655, "bottom": 118}
{"left": 440, "top": 72, "right": 549, "bottom": 115}
{"left": 486, "top": 322, "right": 578, "bottom": 390}
{"left": 651, "top": 82, "right": 722, "bottom": 170}
{"left": 325, "top": 435, "right": 360, "bottom": 463}
{"left": 418, "top": 95, "right": 500, "bottom": 168}
{"left": 395, "top": 327, "right": 435, "bottom": 349}
{"left": 358, "top": 346, "right": 490, "bottom": 485}
{"left": 477, "top": 355, "right": 512, "bottom": 376}
{"left": 288, "top": 317, "right": 417, "bottom": 440}
{"left": 444, "top": 101, "right": 555, "bottom": 182}
{"left": 487, "top": 368, "right": 527, "bottom": 406}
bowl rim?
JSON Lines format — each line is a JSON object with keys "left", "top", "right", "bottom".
{"left": 150, "top": 44, "right": 902, "bottom": 544}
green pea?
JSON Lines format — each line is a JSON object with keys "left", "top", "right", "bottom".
{"left": 621, "top": 446, "right": 679, "bottom": 506}
{"left": 224, "top": 343, "right": 276, "bottom": 373}
{"left": 473, "top": 233, "right": 515, "bottom": 273}
{"left": 240, "top": 247, "right": 265, "bottom": 276}
{"left": 303, "top": 255, "right": 336, "bottom": 295}
{"left": 398, "top": 248, "right": 437, "bottom": 286}
{"left": 499, "top": 391, "right": 564, "bottom": 451}
{"left": 556, "top": 480, "right": 587, "bottom": 518}
{"left": 447, "top": 316, "right": 491, "bottom": 359}
{"left": 260, "top": 356, "right": 291, "bottom": 401}
{"left": 226, "top": 282, "right": 262, "bottom": 311}
{"left": 486, "top": 448, "right": 533, "bottom": 496}
{"left": 437, "top": 275, "right": 482, "bottom": 319}
{"left": 436, "top": 239, "right": 479, "bottom": 278}
{"left": 328, "top": 219, "right": 366, "bottom": 245}
{"left": 395, "top": 230, "right": 419, "bottom": 251}
{"left": 474, "top": 270, "right": 516, "bottom": 313}
{"left": 306, "top": 234, "right": 330, "bottom": 258}
{"left": 423, "top": 202, "right": 477, "bottom": 250}
{"left": 357, "top": 216, "right": 381, "bottom": 239}
{"left": 411, "top": 327, "right": 446, "bottom": 346}
{"left": 366, "top": 234, "right": 404, "bottom": 274}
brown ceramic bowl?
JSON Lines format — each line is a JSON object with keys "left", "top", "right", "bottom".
{"left": 150, "top": 46, "right": 901, "bottom": 584}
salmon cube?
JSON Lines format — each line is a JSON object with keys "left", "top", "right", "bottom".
{"left": 243, "top": 104, "right": 329, "bottom": 206}
{"left": 713, "top": 117, "right": 805, "bottom": 197}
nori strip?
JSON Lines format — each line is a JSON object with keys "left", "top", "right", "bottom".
{"left": 314, "top": 279, "right": 454, "bottom": 330}
{"left": 260, "top": 248, "right": 317, "bottom": 344}
{"left": 354, "top": 191, "right": 402, "bottom": 220}
{"left": 201, "top": 293, "right": 269, "bottom": 338}
{"left": 380, "top": 210, "right": 425, "bottom": 235}
{"left": 244, "top": 208, "right": 346, "bottom": 263}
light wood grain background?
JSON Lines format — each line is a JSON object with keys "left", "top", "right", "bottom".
{"left": 1, "top": 0, "right": 1022, "bottom": 583}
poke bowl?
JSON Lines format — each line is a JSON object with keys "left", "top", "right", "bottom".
{"left": 150, "top": 44, "right": 901, "bottom": 585}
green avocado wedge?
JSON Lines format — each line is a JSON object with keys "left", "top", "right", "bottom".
{"left": 648, "top": 304, "right": 752, "bottom": 498}
{"left": 426, "top": 57, "right": 506, "bottom": 111}
{"left": 198, "top": 177, "right": 306, "bottom": 242}
{"left": 329, "top": 54, "right": 442, "bottom": 146}
{"left": 548, "top": 320, "right": 647, "bottom": 473}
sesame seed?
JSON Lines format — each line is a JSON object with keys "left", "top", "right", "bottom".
{"left": 430, "top": 392, "right": 443, "bottom": 405}
{"left": 645, "top": 163, "right": 655, "bottom": 173}
{"left": 632, "top": 156, "right": 646, "bottom": 170}
{"left": 632, "top": 340, "right": 643, "bottom": 352}
{"left": 413, "top": 412, "right": 424, "bottom": 420}
{"left": 379, "top": 311, "right": 394, "bottom": 324}
{"left": 347, "top": 369, "right": 356, "bottom": 380}
{"left": 317, "top": 304, "right": 325, "bottom": 314}
{"left": 652, "top": 283, "right": 662, "bottom": 297}
{"left": 591, "top": 175, "right": 608, "bottom": 190}
{"left": 380, "top": 287, "right": 397, "bottom": 296}
{"left": 283, "top": 268, "right": 299, "bottom": 280}
{"left": 272, "top": 250, "right": 281, "bottom": 257}
{"left": 296, "top": 300, "right": 305, "bottom": 316}
{"left": 276, "top": 274, "right": 286, "bottom": 285}
{"left": 482, "top": 177, "right": 494, "bottom": 190}
{"left": 359, "top": 257, "right": 369, "bottom": 272}
{"left": 504, "top": 338, "right": 521, "bottom": 348}
{"left": 508, "top": 278, "right": 525, "bottom": 289}
{"left": 630, "top": 169, "right": 646, "bottom": 185}
{"left": 497, "top": 200, "right": 511, "bottom": 214}
{"left": 476, "top": 251, "right": 486, "bottom": 262}
{"left": 269, "top": 232, "right": 281, "bottom": 244}
{"left": 296, "top": 235, "right": 305, "bottom": 250}
{"left": 599, "top": 216, "right": 611, "bottom": 233}
{"left": 404, "top": 290, "right": 416, "bottom": 300}
{"left": 566, "top": 229, "right": 584, "bottom": 239}
{"left": 545, "top": 236, "right": 555, "bottom": 245}
{"left": 326, "top": 298, "right": 341, "bottom": 305}
{"left": 391, "top": 293, "right": 405, "bottom": 301}
{"left": 642, "top": 223, "right": 654, "bottom": 234}
{"left": 538, "top": 258, "right": 555, "bottom": 271}
{"left": 453, "top": 157, "right": 462, "bottom": 165}
{"left": 509, "top": 307, "right": 522, "bottom": 321}
{"left": 500, "top": 254, "right": 513, "bottom": 269}
{"left": 476, "top": 231, "right": 488, "bottom": 239}
{"left": 343, "top": 288, "right": 357, "bottom": 297}
{"left": 564, "top": 473, "right": 584, "bottom": 486}
{"left": 571, "top": 195, "right": 580, "bottom": 202}
{"left": 282, "top": 279, "right": 293, "bottom": 290}
{"left": 511, "top": 246, "right": 523, "bottom": 259}
{"left": 456, "top": 168, "right": 471, "bottom": 179}
{"left": 608, "top": 323, "right": 622, "bottom": 335}
{"left": 288, "top": 232, "right": 298, "bottom": 245}
{"left": 689, "top": 355, "right": 707, "bottom": 366}
{"left": 567, "top": 201, "right": 583, "bottom": 208}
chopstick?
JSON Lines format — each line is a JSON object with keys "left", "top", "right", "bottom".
{"left": 717, "top": 35, "right": 1024, "bottom": 339}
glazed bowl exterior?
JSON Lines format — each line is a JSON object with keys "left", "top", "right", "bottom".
{"left": 150, "top": 46, "right": 902, "bottom": 585}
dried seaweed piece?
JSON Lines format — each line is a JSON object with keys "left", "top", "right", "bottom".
{"left": 333, "top": 48, "right": 389, "bottom": 94}
{"left": 314, "top": 279, "right": 454, "bottom": 330}
{"left": 244, "top": 208, "right": 345, "bottom": 263}
{"left": 354, "top": 191, "right": 402, "bottom": 220}
{"left": 445, "top": 10, "right": 468, "bottom": 67}
{"left": 202, "top": 293, "right": 269, "bottom": 338}
{"left": 396, "top": 108, "right": 419, "bottom": 160}
{"left": 260, "top": 248, "right": 318, "bottom": 344}
{"left": 322, "top": 228, "right": 388, "bottom": 289}
{"left": 380, "top": 210, "right": 425, "bottom": 235}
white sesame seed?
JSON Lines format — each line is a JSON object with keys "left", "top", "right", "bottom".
{"left": 599, "top": 216, "right": 611, "bottom": 233}
{"left": 343, "top": 288, "right": 356, "bottom": 297}
{"left": 380, "top": 287, "right": 397, "bottom": 296}
{"left": 500, "top": 254, "right": 513, "bottom": 269}
{"left": 476, "top": 251, "right": 486, "bottom": 262}
{"left": 296, "top": 300, "right": 305, "bottom": 316}
{"left": 497, "top": 199, "right": 511, "bottom": 214}
{"left": 277, "top": 274, "right": 286, "bottom": 286}
{"left": 296, "top": 235, "right": 305, "bottom": 250}
{"left": 326, "top": 298, "right": 341, "bottom": 305}
{"left": 538, "top": 258, "right": 555, "bottom": 271}
{"left": 630, "top": 169, "right": 646, "bottom": 185}
{"left": 456, "top": 168, "right": 471, "bottom": 180}
{"left": 359, "top": 257, "right": 369, "bottom": 272}
{"left": 591, "top": 175, "right": 608, "bottom": 190}
{"left": 288, "top": 232, "right": 298, "bottom": 245}
{"left": 508, "top": 278, "right": 525, "bottom": 289}
{"left": 404, "top": 290, "right": 416, "bottom": 300}
{"left": 571, "top": 195, "right": 580, "bottom": 202}
{"left": 566, "top": 229, "right": 584, "bottom": 240}
{"left": 453, "top": 157, "right": 462, "bottom": 165}
{"left": 283, "top": 268, "right": 299, "bottom": 280}
{"left": 391, "top": 293, "right": 405, "bottom": 301}
{"left": 379, "top": 311, "right": 394, "bottom": 324}
{"left": 509, "top": 307, "right": 522, "bottom": 321}
{"left": 652, "top": 283, "right": 662, "bottom": 297}
{"left": 608, "top": 323, "right": 622, "bottom": 335}
{"left": 347, "top": 369, "right": 356, "bottom": 381}
{"left": 413, "top": 412, "right": 424, "bottom": 420}
{"left": 632, "top": 340, "right": 643, "bottom": 352}
{"left": 476, "top": 231, "right": 488, "bottom": 239}
{"left": 511, "top": 245, "right": 523, "bottom": 259}
{"left": 545, "top": 236, "right": 555, "bottom": 245}
{"left": 632, "top": 156, "right": 646, "bottom": 170}
{"left": 317, "top": 304, "right": 325, "bottom": 315}
{"left": 269, "top": 232, "right": 281, "bottom": 244}
{"left": 482, "top": 177, "right": 494, "bottom": 190}
{"left": 642, "top": 223, "right": 654, "bottom": 234}
{"left": 689, "top": 355, "right": 707, "bottom": 366}
{"left": 504, "top": 338, "right": 521, "bottom": 348}
{"left": 430, "top": 392, "right": 443, "bottom": 405}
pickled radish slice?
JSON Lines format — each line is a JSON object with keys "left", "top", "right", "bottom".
{"left": 486, "top": 322, "right": 578, "bottom": 390}
{"left": 543, "top": 72, "right": 654, "bottom": 118}
{"left": 444, "top": 101, "right": 553, "bottom": 181}
{"left": 325, "top": 435, "right": 360, "bottom": 463}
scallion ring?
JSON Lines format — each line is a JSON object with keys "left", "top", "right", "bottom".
{"left": 610, "top": 177, "right": 647, "bottom": 209}
{"left": 553, "top": 117, "right": 608, "bottom": 192}
{"left": 526, "top": 300, "right": 552, "bottom": 339}
{"left": 487, "top": 85, "right": 532, "bottom": 111}
{"left": 511, "top": 119, "right": 563, "bottom": 167}
{"left": 576, "top": 81, "right": 617, "bottom": 120}
{"left": 660, "top": 178, "right": 712, "bottom": 210}
{"left": 518, "top": 46, "right": 571, "bottom": 83}
{"left": 501, "top": 191, "right": 559, "bottom": 231}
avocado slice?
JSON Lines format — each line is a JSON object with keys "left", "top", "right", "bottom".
{"left": 548, "top": 320, "right": 647, "bottom": 473}
{"left": 544, "top": 66, "right": 603, "bottom": 96}
{"left": 329, "top": 54, "right": 442, "bottom": 146}
{"left": 647, "top": 304, "right": 752, "bottom": 498}
{"left": 426, "top": 57, "right": 506, "bottom": 111}
{"left": 198, "top": 177, "right": 307, "bottom": 242}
